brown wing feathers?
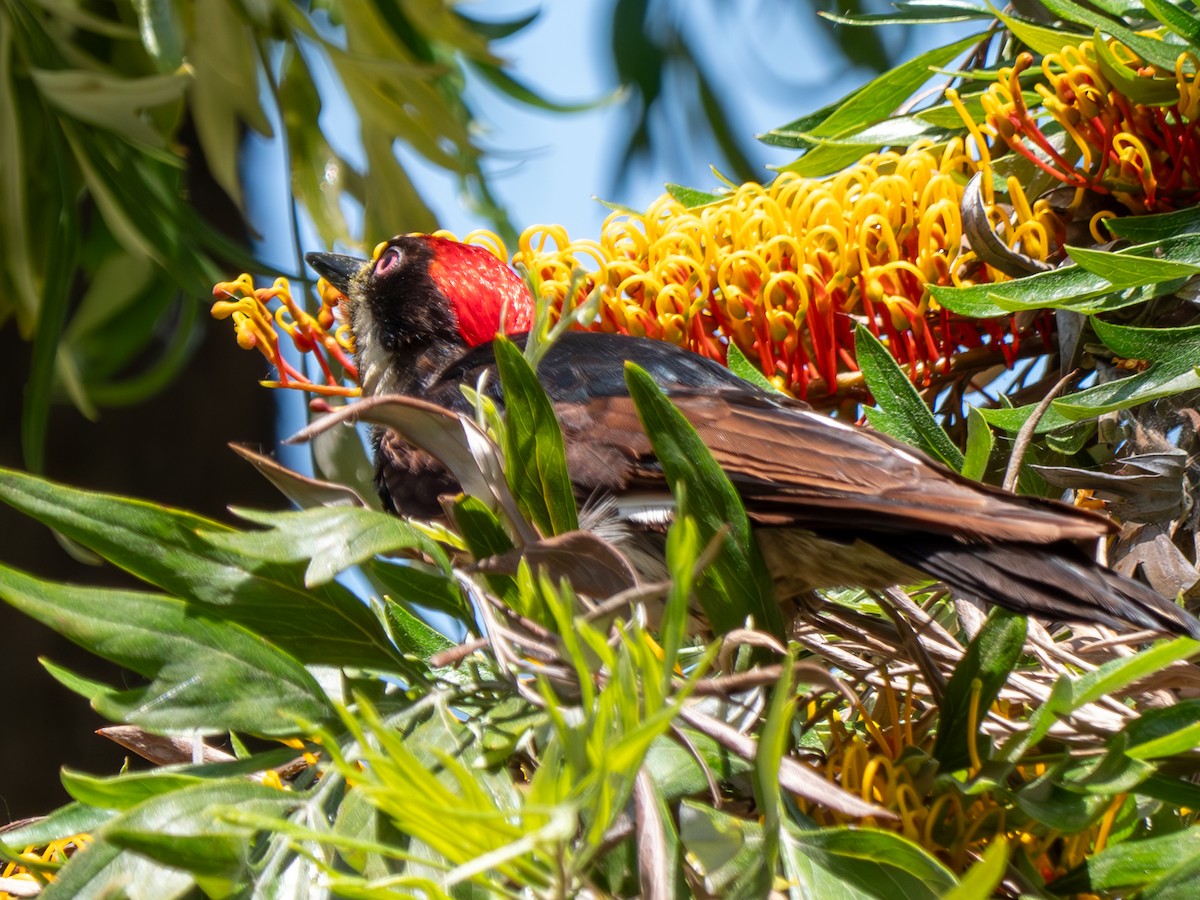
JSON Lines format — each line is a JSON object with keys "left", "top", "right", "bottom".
{"left": 558, "top": 391, "right": 1113, "bottom": 544}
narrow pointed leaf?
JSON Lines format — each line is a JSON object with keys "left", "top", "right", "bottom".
{"left": 625, "top": 362, "right": 783, "bottom": 637}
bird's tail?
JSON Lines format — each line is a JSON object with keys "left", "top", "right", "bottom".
{"left": 883, "top": 538, "right": 1200, "bottom": 639}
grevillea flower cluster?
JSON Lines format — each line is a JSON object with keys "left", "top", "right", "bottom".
{"left": 509, "top": 141, "right": 1054, "bottom": 400}
{"left": 211, "top": 273, "right": 359, "bottom": 397}
{"left": 213, "top": 143, "right": 1056, "bottom": 403}
{"left": 800, "top": 677, "right": 1128, "bottom": 882}
{"left": 980, "top": 38, "right": 1200, "bottom": 214}
{"left": 214, "top": 38, "right": 1199, "bottom": 404}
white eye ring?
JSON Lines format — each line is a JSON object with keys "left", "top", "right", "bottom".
{"left": 375, "top": 246, "right": 403, "bottom": 274}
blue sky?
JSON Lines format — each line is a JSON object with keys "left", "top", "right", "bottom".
{"left": 247, "top": 2, "right": 973, "bottom": 264}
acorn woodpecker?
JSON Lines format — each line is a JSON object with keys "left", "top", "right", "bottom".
{"left": 306, "top": 235, "right": 1200, "bottom": 639}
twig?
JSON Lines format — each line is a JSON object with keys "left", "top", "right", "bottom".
{"left": 1003, "top": 368, "right": 1079, "bottom": 492}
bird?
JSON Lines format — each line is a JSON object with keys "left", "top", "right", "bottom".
{"left": 305, "top": 234, "right": 1200, "bottom": 639}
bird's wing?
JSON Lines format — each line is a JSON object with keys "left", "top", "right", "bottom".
{"left": 554, "top": 390, "right": 1114, "bottom": 544}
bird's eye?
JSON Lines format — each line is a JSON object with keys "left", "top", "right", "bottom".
{"left": 375, "top": 246, "right": 402, "bottom": 275}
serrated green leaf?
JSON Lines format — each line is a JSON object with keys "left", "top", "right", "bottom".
{"left": 0, "top": 563, "right": 334, "bottom": 736}
{"left": 855, "top": 324, "right": 964, "bottom": 470}
{"left": 625, "top": 363, "right": 784, "bottom": 637}
{"left": 493, "top": 335, "right": 578, "bottom": 536}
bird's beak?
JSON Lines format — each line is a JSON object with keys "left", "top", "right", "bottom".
{"left": 305, "top": 251, "right": 368, "bottom": 295}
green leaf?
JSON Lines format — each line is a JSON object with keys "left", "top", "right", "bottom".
{"left": 756, "top": 649, "right": 796, "bottom": 869}
{"left": 725, "top": 341, "right": 779, "bottom": 393}
{"left": 998, "top": 638, "right": 1200, "bottom": 762}
{"left": 1066, "top": 244, "right": 1200, "bottom": 288}
{"left": 368, "top": 558, "right": 471, "bottom": 624}
{"left": 0, "top": 563, "right": 334, "bottom": 736}
{"left": 976, "top": 403, "right": 1078, "bottom": 434}
{"left": 470, "top": 60, "right": 601, "bottom": 113}
{"left": 933, "top": 233, "right": 1200, "bottom": 317}
{"left": 940, "top": 839, "right": 1008, "bottom": 900}
{"left": 961, "top": 407, "right": 994, "bottom": 480}
{"left": 820, "top": 1, "right": 990, "bottom": 25}
{"left": 131, "top": 0, "right": 185, "bottom": 70}
{"left": 625, "top": 363, "right": 784, "bottom": 637}
{"left": 678, "top": 802, "right": 769, "bottom": 897}
{"left": 60, "top": 769, "right": 205, "bottom": 811}
{"left": 1034, "top": 0, "right": 1182, "bottom": 69}
{"left": 454, "top": 494, "right": 521, "bottom": 609}
{"left": 0, "top": 466, "right": 404, "bottom": 671}
{"left": 493, "top": 335, "right": 579, "bottom": 536}
{"left": 855, "top": 324, "right": 964, "bottom": 470}
{"left": 32, "top": 68, "right": 189, "bottom": 148}
{"left": 21, "top": 129, "right": 77, "bottom": 472}
{"left": 1092, "top": 318, "right": 1200, "bottom": 362}
{"left": 933, "top": 608, "right": 1027, "bottom": 771}
{"left": 41, "top": 837, "right": 194, "bottom": 900}
{"left": 102, "top": 781, "right": 295, "bottom": 880}
{"left": 1092, "top": 28, "right": 1181, "bottom": 105}
{"left": 758, "top": 84, "right": 869, "bottom": 148}
{"left": 218, "top": 505, "right": 450, "bottom": 587}
{"left": 0, "top": 802, "right": 115, "bottom": 851}
{"left": 1105, "top": 205, "right": 1200, "bottom": 242}
{"left": 1051, "top": 365, "right": 1200, "bottom": 421}
{"left": 773, "top": 32, "right": 984, "bottom": 174}
{"left": 1016, "top": 774, "right": 1109, "bottom": 830}
{"left": 1122, "top": 700, "right": 1200, "bottom": 760}
{"left": 780, "top": 823, "right": 957, "bottom": 899}
{"left": 1053, "top": 827, "right": 1200, "bottom": 895}
{"left": 186, "top": 1, "right": 272, "bottom": 210}
{"left": 664, "top": 183, "right": 725, "bottom": 207}
{"left": 1143, "top": 0, "right": 1200, "bottom": 49}
{"left": 802, "top": 32, "right": 984, "bottom": 138}
{"left": 382, "top": 603, "right": 455, "bottom": 659}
